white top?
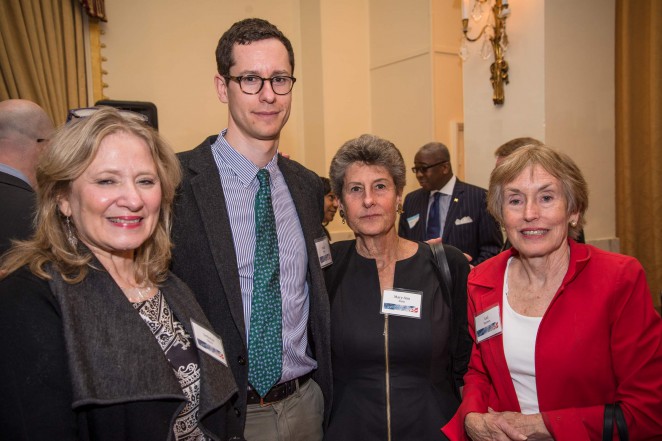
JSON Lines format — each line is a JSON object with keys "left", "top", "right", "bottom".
{"left": 503, "top": 257, "right": 543, "bottom": 414}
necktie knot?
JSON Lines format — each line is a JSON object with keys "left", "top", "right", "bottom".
{"left": 257, "top": 168, "right": 270, "bottom": 187}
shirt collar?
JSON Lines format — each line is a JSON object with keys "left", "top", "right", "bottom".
{"left": 431, "top": 175, "right": 456, "bottom": 197}
{"left": 212, "top": 129, "right": 280, "bottom": 186}
{"left": 0, "top": 163, "right": 32, "bottom": 187}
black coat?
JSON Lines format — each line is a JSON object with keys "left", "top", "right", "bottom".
{"left": 0, "top": 171, "right": 35, "bottom": 255}
{"left": 0, "top": 264, "right": 240, "bottom": 440}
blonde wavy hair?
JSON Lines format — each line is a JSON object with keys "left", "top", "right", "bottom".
{"left": 0, "top": 107, "right": 182, "bottom": 284}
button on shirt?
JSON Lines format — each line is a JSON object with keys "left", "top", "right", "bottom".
{"left": 211, "top": 131, "right": 317, "bottom": 383}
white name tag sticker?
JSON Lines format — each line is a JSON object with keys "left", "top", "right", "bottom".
{"left": 474, "top": 305, "right": 502, "bottom": 343}
{"left": 190, "top": 319, "right": 228, "bottom": 366}
{"left": 381, "top": 289, "right": 422, "bottom": 319}
{"left": 315, "top": 236, "right": 333, "bottom": 268}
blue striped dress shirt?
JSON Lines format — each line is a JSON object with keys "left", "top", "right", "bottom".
{"left": 211, "top": 131, "right": 317, "bottom": 384}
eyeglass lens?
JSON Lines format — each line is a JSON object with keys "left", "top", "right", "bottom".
{"left": 235, "top": 76, "right": 295, "bottom": 95}
{"left": 411, "top": 161, "right": 447, "bottom": 173}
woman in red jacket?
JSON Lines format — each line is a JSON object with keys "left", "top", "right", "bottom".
{"left": 442, "top": 145, "right": 662, "bottom": 440}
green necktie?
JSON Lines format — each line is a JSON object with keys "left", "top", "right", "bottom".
{"left": 248, "top": 169, "right": 283, "bottom": 397}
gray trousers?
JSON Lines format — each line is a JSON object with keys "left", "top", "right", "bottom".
{"left": 244, "top": 378, "right": 324, "bottom": 441}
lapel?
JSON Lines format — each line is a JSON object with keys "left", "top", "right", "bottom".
{"left": 442, "top": 180, "right": 464, "bottom": 241}
{"left": 408, "top": 190, "right": 429, "bottom": 240}
{"left": 469, "top": 251, "right": 521, "bottom": 411}
{"left": 186, "top": 144, "right": 247, "bottom": 343}
{"left": 49, "top": 262, "right": 237, "bottom": 433}
{"left": 48, "top": 264, "right": 184, "bottom": 405}
{"left": 162, "top": 275, "right": 238, "bottom": 419}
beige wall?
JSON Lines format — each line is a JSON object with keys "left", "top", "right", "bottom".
{"left": 99, "top": 0, "right": 616, "bottom": 244}
{"left": 545, "top": 0, "right": 616, "bottom": 243}
{"left": 101, "top": 1, "right": 316, "bottom": 158}
{"left": 462, "top": 0, "right": 616, "bottom": 245}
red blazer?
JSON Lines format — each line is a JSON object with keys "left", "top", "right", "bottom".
{"left": 442, "top": 239, "right": 662, "bottom": 440}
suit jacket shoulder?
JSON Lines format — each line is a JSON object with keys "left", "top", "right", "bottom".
{"left": 0, "top": 171, "right": 36, "bottom": 255}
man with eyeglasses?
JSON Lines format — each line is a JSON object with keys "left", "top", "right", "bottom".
{"left": 0, "top": 99, "right": 53, "bottom": 255}
{"left": 398, "top": 141, "right": 502, "bottom": 265}
{"left": 171, "top": 18, "right": 330, "bottom": 441}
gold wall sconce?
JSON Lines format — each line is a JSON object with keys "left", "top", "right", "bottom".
{"left": 460, "top": 0, "right": 511, "bottom": 105}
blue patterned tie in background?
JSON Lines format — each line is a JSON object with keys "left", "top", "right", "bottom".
{"left": 248, "top": 169, "right": 283, "bottom": 397}
{"left": 426, "top": 192, "right": 441, "bottom": 240}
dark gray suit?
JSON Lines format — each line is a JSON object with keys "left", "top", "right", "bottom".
{"left": 0, "top": 170, "right": 35, "bottom": 256}
{"left": 398, "top": 179, "right": 503, "bottom": 265}
{"left": 171, "top": 136, "right": 332, "bottom": 434}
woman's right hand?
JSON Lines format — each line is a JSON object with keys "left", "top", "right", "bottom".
{"left": 465, "top": 411, "right": 528, "bottom": 441}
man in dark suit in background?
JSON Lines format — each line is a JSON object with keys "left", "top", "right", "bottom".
{"left": 0, "top": 99, "right": 53, "bottom": 255}
{"left": 171, "top": 18, "right": 330, "bottom": 441}
{"left": 398, "top": 141, "right": 502, "bottom": 265}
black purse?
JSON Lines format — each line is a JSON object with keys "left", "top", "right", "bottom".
{"left": 602, "top": 403, "right": 628, "bottom": 441}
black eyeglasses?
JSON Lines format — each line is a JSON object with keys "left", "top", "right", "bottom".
{"left": 411, "top": 160, "right": 448, "bottom": 174}
{"left": 225, "top": 75, "right": 296, "bottom": 95}
{"left": 66, "top": 107, "right": 149, "bottom": 123}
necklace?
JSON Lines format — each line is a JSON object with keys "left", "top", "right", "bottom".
{"left": 120, "top": 284, "right": 154, "bottom": 303}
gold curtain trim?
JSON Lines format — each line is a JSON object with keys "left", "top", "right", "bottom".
{"left": 79, "top": 0, "right": 106, "bottom": 22}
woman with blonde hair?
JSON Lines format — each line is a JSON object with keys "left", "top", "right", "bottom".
{"left": 0, "top": 107, "right": 238, "bottom": 440}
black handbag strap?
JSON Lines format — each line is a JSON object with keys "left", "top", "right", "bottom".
{"left": 429, "top": 242, "right": 453, "bottom": 303}
{"left": 429, "top": 242, "right": 460, "bottom": 399}
{"left": 603, "top": 403, "right": 629, "bottom": 441}
{"left": 603, "top": 404, "right": 615, "bottom": 441}
{"left": 614, "top": 404, "right": 629, "bottom": 441}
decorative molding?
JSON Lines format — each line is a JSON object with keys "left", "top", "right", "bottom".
{"left": 88, "top": 18, "right": 108, "bottom": 102}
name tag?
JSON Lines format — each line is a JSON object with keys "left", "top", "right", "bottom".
{"left": 381, "top": 289, "right": 423, "bottom": 319}
{"left": 315, "top": 236, "right": 333, "bottom": 268}
{"left": 191, "top": 319, "right": 228, "bottom": 366}
{"left": 474, "top": 305, "right": 502, "bottom": 343}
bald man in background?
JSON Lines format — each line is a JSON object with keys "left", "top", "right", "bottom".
{"left": 0, "top": 99, "right": 54, "bottom": 255}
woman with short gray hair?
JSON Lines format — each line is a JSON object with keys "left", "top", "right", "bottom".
{"left": 324, "top": 134, "right": 471, "bottom": 440}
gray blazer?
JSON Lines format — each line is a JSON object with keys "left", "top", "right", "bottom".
{"left": 171, "top": 136, "right": 332, "bottom": 431}
{"left": 0, "top": 260, "right": 239, "bottom": 441}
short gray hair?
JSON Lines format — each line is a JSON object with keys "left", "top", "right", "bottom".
{"left": 329, "top": 134, "right": 406, "bottom": 202}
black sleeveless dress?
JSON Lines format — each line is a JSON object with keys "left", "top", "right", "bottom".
{"left": 325, "top": 241, "right": 471, "bottom": 441}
